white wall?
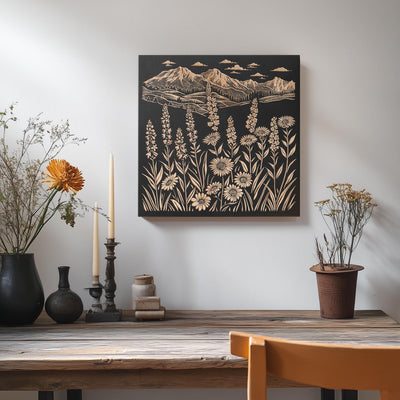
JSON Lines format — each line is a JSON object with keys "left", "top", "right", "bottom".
{"left": 1, "top": 0, "right": 400, "bottom": 399}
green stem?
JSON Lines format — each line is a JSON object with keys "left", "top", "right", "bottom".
{"left": 21, "top": 188, "right": 60, "bottom": 253}
{"left": 0, "top": 236, "right": 9, "bottom": 254}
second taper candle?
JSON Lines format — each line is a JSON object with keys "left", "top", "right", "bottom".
{"left": 108, "top": 154, "right": 115, "bottom": 239}
{"left": 92, "top": 202, "right": 99, "bottom": 284}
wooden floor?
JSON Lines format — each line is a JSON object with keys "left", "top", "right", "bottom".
{"left": 0, "top": 310, "right": 399, "bottom": 391}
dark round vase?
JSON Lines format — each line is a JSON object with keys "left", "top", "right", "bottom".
{"left": 0, "top": 253, "right": 44, "bottom": 325}
{"left": 45, "top": 266, "right": 83, "bottom": 324}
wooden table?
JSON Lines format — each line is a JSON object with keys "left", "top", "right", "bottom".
{"left": 0, "top": 310, "right": 399, "bottom": 400}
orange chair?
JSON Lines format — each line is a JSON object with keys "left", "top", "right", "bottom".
{"left": 230, "top": 331, "right": 400, "bottom": 400}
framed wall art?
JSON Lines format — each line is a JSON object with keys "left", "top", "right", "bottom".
{"left": 138, "top": 55, "right": 300, "bottom": 217}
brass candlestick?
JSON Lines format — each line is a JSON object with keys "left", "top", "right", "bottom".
{"left": 85, "top": 238, "right": 121, "bottom": 322}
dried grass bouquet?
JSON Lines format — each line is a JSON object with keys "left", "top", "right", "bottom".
{"left": 314, "top": 183, "right": 377, "bottom": 270}
{"left": 0, "top": 105, "right": 86, "bottom": 254}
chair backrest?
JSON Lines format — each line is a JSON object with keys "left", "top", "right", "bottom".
{"left": 230, "top": 331, "right": 400, "bottom": 400}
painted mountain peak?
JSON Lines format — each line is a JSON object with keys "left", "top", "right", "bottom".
{"left": 142, "top": 66, "right": 295, "bottom": 116}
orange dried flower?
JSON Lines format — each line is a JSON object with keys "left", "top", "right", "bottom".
{"left": 43, "top": 159, "right": 84, "bottom": 194}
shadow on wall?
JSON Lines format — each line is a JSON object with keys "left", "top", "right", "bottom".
{"left": 299, "top": 64, "right": 310, "bottom": 227}
{"left": 364, "top": 204, "right": 400, "bottom": 322}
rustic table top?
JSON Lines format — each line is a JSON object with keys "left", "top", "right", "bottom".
{"left": 0, "top": 310, "right": 399, "bottom": 391}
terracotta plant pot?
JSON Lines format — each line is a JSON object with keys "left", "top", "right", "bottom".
{"left": 310, "top": 264, "right": 364, "bottom": 319}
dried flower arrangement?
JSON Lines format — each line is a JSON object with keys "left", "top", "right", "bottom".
{"left": 0, "top": 105, "right": 86, "bottom": 254}
{"left": 314, "top": 183, "right": 377, "bottom": 270}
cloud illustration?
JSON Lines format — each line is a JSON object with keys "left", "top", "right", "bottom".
{"left": 271, "top": 67, "right": 290, "bottom": 72}
{"left": 230, "top": 71, "right": 240, "bottom": 74}
{"left": 248, "top": 63, "right": 260, "bottom": 68}
{"left": 250, "top": 72, "right": 265, "bottom": 78}
{"left": 225, "top": 64, "right": 247, "bottom": 71}
{"left": 162, "top": 60, "right": 176, "bottom": 66}
{"left": 219, "top": 59, "right": 235, "bottom": 64}
{"left": 191, "top": 61, "right": 208, "bottom": 67}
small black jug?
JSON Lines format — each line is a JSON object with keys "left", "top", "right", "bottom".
{"left": 45, "top": 266, "right": 83, "bottom": 323}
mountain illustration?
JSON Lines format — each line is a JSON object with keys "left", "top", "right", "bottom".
{"left": 142, "top": 66, "right": 295, "bottom": 115}
{"left": 145, "top": 66, "right": 205, "bottom": 93}
{"left": 202, "top": 68, "right": 250, "bottom": 100}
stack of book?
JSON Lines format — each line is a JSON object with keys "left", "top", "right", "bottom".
{"left": 134, "top": 296, "right": 165, "bottom": 320}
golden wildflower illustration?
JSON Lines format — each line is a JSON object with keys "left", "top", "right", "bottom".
{"left": 240, "top": 135, "right": 257, "bottom": 147}
{"left": 254, "top": 126, "right": 269, "bottom": 138}
{"left": 191, "top": 193, "right": 211, "bottom": 211}
{"left": 145, "top": 120, "right": 158, "bottom": 160}
{"left": 203, "top": 132, "right": 220, "bottom": 147}
{"left": 226, "top": 116, "right": 237, "bottom": 150}
{"left": 186, "top": 109, "right": 198, "bottom": 144}
{"left": 161, "top": 105, "right": 173, "bottom": 146}
{"left": 210, "top": 157, "right": 234, "bottom": 177}
{"left": 268, "top": 117, "right": 280, "bottom": 152}
{"left": 235, "top": 172, "right": 252, "bottom": 188}
{"left": 224, "top": 184, "right": 243, "bottom": 202}
{"left": 206, "top": 182, "right": 222, "bottom": 195}
{"left": 245, "top": 98, "right": 258, "bottom": 133}
{"left": 161, "top": 173, "right": 178, "bottom": 191}
{"left": 277, "top": 115, "right": 295, "bottom": 129}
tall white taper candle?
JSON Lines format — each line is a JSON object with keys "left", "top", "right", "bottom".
{"left": 108, "top": 154, "right": 115, "bottom": 239}
{"left": 92, "top": 202, "right": 99, "bottom": 285}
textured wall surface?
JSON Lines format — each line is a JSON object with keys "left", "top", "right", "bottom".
{"left": 1, "top": 1, "right": 399, "bottom": 399}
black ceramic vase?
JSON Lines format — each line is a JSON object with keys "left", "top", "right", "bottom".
{"left": 0, "top": 253, "right": 44, "bottom": 325}
{"left": 45, "top": 266, "right": 83, "bottom": 324}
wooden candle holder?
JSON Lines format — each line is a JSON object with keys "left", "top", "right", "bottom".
{"left": 85, "top": 238, "right": 121, "bottom": 322}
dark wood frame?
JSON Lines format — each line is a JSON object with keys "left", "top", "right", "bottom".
{"left": 138, "top": 55, "right": 300, "bottom": 217}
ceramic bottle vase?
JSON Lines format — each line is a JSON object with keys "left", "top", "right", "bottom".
{"left": 45, "top": 266, "right": 83, "bottom": 324}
